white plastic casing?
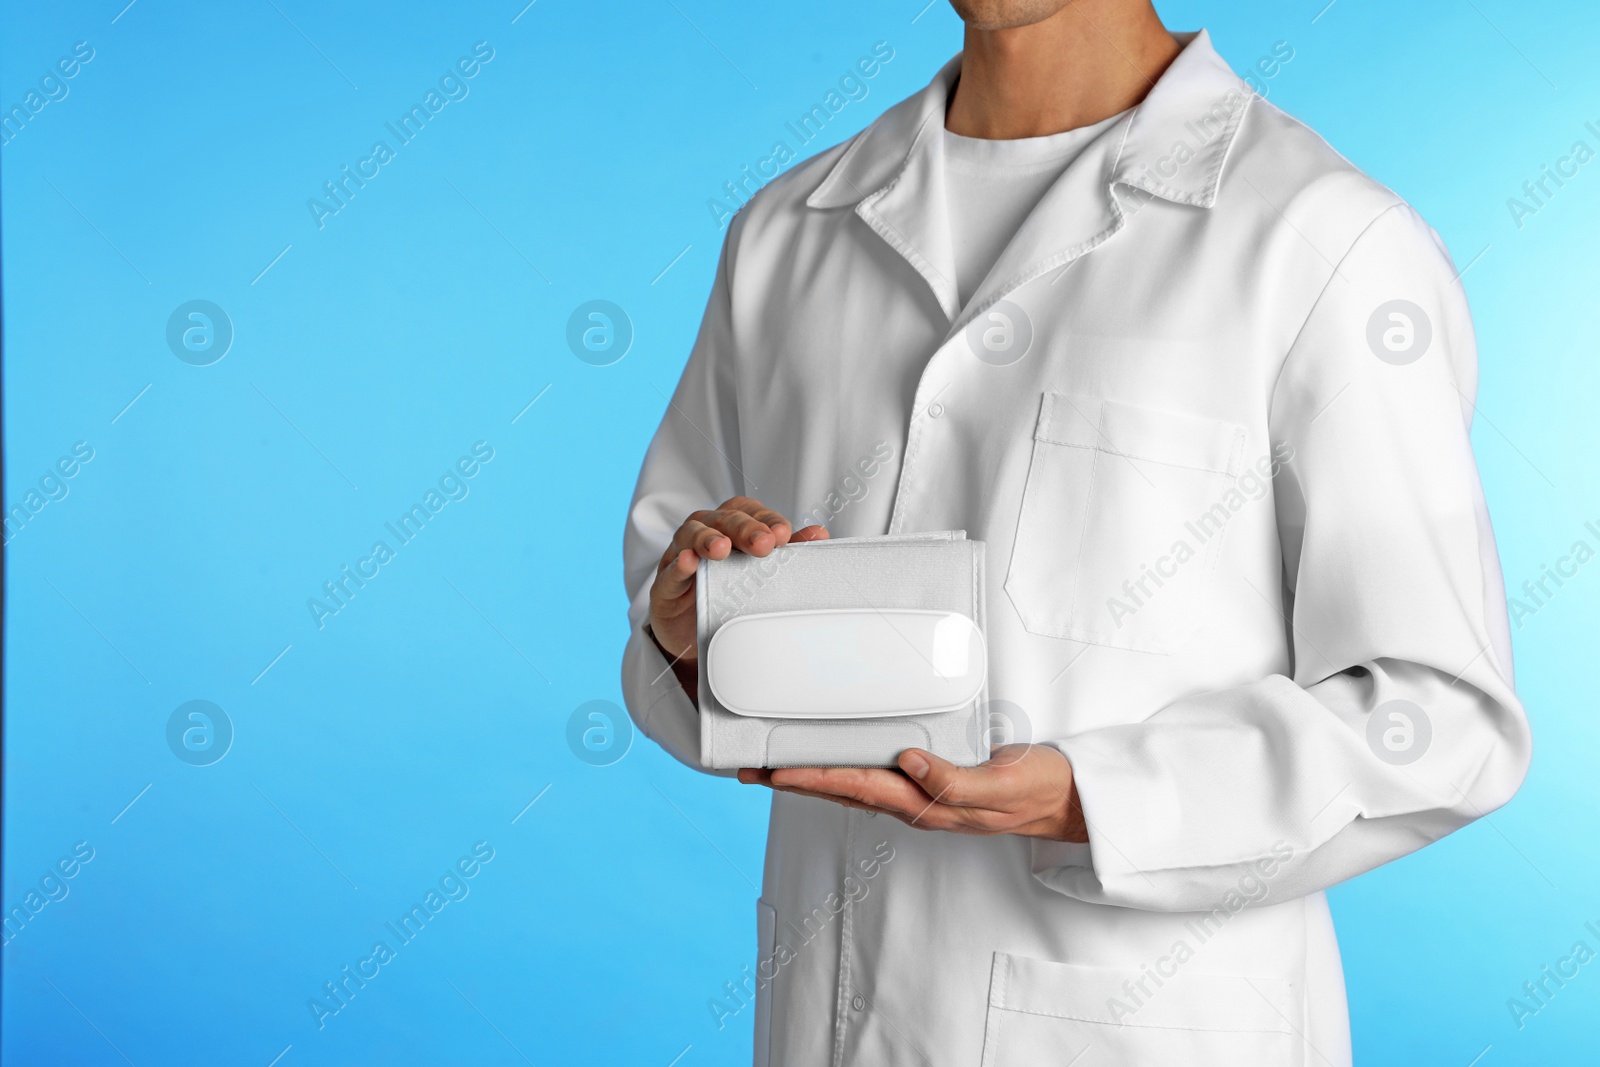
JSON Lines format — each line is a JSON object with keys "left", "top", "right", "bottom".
{"left": 704, "top": 608, "right": 987, "bottom": 719}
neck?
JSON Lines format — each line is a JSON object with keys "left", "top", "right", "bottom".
{"left": 945, "top": 2, "right": 1182, "bottom": 139}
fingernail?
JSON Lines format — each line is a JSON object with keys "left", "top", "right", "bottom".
{"left": 903, "top": 753, "right": 929, "bottom": 779}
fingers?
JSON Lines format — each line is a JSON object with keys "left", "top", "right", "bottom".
{"left": 898, "top": 749, "right": 1013, "bottom": 810}
{"left": 771, "top": 784, "right": 904, "bottom": 818}
{"left": 770, "top": 767, "right": 931, "bottom": 811}
{"left": 656, "top": 498, "right": 820, "bottom": 598}
{"left": 741, "top": 746, "right": 1074, "bottom": 839}
{"left": 652, "top": 520, "right": 728, "bottom": 601}
{"left": 685, "top": 510, "right": 763, "bottom": 555}
{"left": 741, "top": 767, "right": 903, "bottom": 815}
{"left": 673, "top": 517, "right": 735, "bottom": 561}
{"left": 695, "top": 498, "right": 786, "bottom": 556}
{"left": 649, "top": 499, "right": 822, "bottom": 663}
{"left": 722, "top": 497, "right": 795, "bottom": 547}
{"left": 767, "top": 766, "right": 1009, "bottom": 833}
{"left": 743, "top": 763, "right": 1024, "bottom": 833}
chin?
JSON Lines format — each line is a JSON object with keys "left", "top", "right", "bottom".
{"left": 947, "top": 0, "right": 1076, "bottom": 31}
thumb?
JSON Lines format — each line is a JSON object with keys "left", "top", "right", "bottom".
{"left": 898, "top": 748, "right": 990, "bottom": 807}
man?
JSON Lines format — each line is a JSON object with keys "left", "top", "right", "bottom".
{"left": 621, "top": 1, "right": 1531, "bottom": 1063}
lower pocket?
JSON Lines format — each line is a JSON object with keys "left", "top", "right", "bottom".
{"left": 754, "top": 899, "right": 777, "bottom": 1067}
{"left": 980, "top": 952, "right": 1299, "bottom": 1067}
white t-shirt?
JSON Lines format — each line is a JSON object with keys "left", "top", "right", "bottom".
{"left": 942, "top": 109, "right": 1128, "bottom": 308}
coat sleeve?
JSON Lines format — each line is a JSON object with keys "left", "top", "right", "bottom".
{"left": 1032, "top": 203, "right": 1533, "bottom": 911}
{"left": 618, "top": 228, "right": 746, "bottom": 775}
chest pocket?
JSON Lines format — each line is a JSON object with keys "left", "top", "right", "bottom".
{"left": 1005, "top": 392, "right": 1246, "bottom": 654}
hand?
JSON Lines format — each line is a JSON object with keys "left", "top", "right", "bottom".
{"left": 738, "top": 744, "right": 1089, "bottom": 844}
{"left": 647, "top": 496, "right": 829, "bottom": 701}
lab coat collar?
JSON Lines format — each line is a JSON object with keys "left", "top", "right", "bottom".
{"left": 1110, "top": 29, "right": 1252, "bottom": 208}
{"left": 805, "top": 30, "right": 1251, "bottom": 323}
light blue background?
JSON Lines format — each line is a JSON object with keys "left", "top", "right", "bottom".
{"left": 3, "top": 1, "right": 1596, "bottom": 1063}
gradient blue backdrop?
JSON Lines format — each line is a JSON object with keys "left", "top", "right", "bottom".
{"left": 3, "top": 1, "right": 1596, "bottom": 1063}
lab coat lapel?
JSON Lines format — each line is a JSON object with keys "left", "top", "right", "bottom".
{"left": 840, "top": 79, "right": 1127, "bottom": 331}
{"left": 856, "top": 118, "right": 961, "bottom": 322}
{"left": 809, "top": 31, "right": 1252, "bottom": 338}
{"left": 807, "top": 57, "right": 963, "bottom": 322}
{"left": 949, "top": 117, "right": 1131, "bottom": 336}
{"left": 951, "top": 31, "right": 1251, "bottom": 335}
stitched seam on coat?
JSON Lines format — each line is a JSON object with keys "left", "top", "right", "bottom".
{"left": 980, "top": 955, "right": 1010, "bottom": 1067}
{"left": 1198, "top": 85, "right": 1252, "bottom": 204}
{"left": 853, "top": 107, "right": 958, "bottom": 316}
{"left": 950, "top": 101, "right": 1137, "bottom": 328}
{"left": 1030, "top": 437, "right": 1238, "bottom": 476}
{"left": 953, "top": 207, "right": 1126, "bottom": 337}
{"left": 970, "top": 541, "right": 984, "bottom": 758}
{"left": 887, "top": 351, "right": 940, "bottom": 536}
{"left": 888, "top": 405, "right": 920, "bottom": 536}
{"left": 1064, "top": 404, "right": 1104, "bottom": 632}
{"left": 1263, "top": 201, "right": 1410, "bottom": 430}
{"left": 859, "top": 201, "right": 957, "bottom": 313}
{"left": 1114, "top": 81, "right": 1251, "bottom": 207}
{"left": 982, "top": 1010, "right": 1002, "bottom": 1067}
{"left": 810, "top": 65, "right": 948, "bottom": 209}
{"left": 987, "top": 1002, "right": 1293, "bottom": 1035}
{"left": 830, "top": 814, "right": 859, "bottom": 1067}
{"left": 1202, "top": 427, "right": 1249, "bottom": 577}
{"left": 867, "top": 110, "right": 956, "bottom": 537}
{"left": 1108, "top": 107, "right": 1135, "bottom": 175}
{"left": 808, "top": 130, "right": 875, "bottom": 208}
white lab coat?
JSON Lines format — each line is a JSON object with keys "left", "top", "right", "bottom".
{"left": 621, "top": 31, "right": 1530, "bottom": 1067}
